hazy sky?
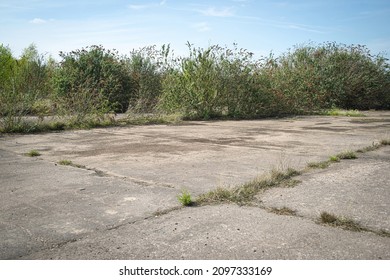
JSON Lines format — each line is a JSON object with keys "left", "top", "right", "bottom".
{"left": 1, "top": 0, "right": 389, "bottom": 59}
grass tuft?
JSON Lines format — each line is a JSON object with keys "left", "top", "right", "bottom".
{"left": 58, "top": 159, "right": 72, "bottom": 166}
{"left": 380, "top": 139, "right": 390, "bottom": 146}
{"left": 329, "top": 155, "right": 340, "bottom": 162}
{"left": 320, "top": 212, "right": 390, "bottom": 237}
{"left": 268, "top": 207, "right": 297, "bottom": 216}
{"left": 58, "top": 159, "right": 85, "bottom": 168}
{"left": 320, "top": 212, "right": 364, "bottom": 232}
{"left": 196, "top": 168, "right": 300, "bottom": 205}
{"left": 336, "top": 151, "right": 357, "bottom": 159}
{"left": 26, "top": 149, "right": 41, "bottom": 157}
{"left": 307, "top": 160, "right": 330, "bottom": 169}
{"left": 177, "top": 189, "right": 193, "bottom": 206}
{"left": 356, "top": 142, "right": 382, "bottom": 153}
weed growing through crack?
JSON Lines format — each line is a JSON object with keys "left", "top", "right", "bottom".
{"left": 58, "top": 159, "right": 85, "bottom": 168}
{"left": 329, "top": 155, "right": 340, "bottom": 162}
{"left": 268, "top": 207, "right": 297, "bottom": 216}
{"left": 307, "top": 150, "right": 357, "bottom": 170}
{"left": 380, "top": 139, "right": 390, "bottom": 146}
{"left": 196, "top": 168, "right": 300, "bottom": 205}
{"left": 320, "top": 212, "right": 364, "bottom": 232}
{"left": 378, "top": 230, "right": 390, "bottom": 238}
{"left": 336, "top": 151, "right": 357, "bottom": 159}
{"left": 320, "top": 212, "right": 390, "bottom": 237}
{"left": 26, "top": 150, "right": 41, "bottom": 157}
{"left": 177, "top": 189, "right": 193, "bottom": 206}
{"left": 193, "top": 139, "right": 390, "bottom": 208}
{"left": 356, "top": 142, "right": 382, "bottom": 153}
{"left": 307, "top": 160, "right": 331, "bottom": 169}
{"left": 58, "top": 159, "right": 72, "bottom": 165}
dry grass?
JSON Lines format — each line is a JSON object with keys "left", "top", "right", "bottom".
{"left": 320, "top": 212, "right": 364, "bottom": 232}
{"left": 196, "top": 168, "right": 301, "bottom": 205}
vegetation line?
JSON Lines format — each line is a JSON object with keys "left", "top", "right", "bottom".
{"left": 1, "top": 41, "right": 389, "bottom": 133}
{"left": 319, "top": 211, "right": 390, "bottom": 238}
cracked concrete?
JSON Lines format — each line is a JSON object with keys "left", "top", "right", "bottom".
{"left": 0, "top": 111, "right": 389, "bottom": 259}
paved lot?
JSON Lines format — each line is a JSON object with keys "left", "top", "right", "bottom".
{"left": 0, "top": 111, "right": 389, "bottom": 259}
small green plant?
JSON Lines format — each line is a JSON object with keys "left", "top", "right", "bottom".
{"left": 58, "top": 159, "right": 72, "bottom": 165}
{"left": 177, "top": 189, "right": 193, "bottom": 206}
{"left": 26, "top": 149, "right": 41, "bottom": 157}
{"left": 329, "top": 155, "right": 340, "bottom": 162}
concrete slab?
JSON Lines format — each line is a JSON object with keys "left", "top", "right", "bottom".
{"left": 1, "top": 111, "right": 389, "bottom": 259}
{"left": 261, "top": 146, "right": 390, "bottom": 232}
{"left": 0, "top": 149, "right": 178, "bottom": 259}
{"left": 1, "top": 112, "right": 390, "bottom": 195}
{"left": 18, "top": 205, "right": 390, "bottom": 260}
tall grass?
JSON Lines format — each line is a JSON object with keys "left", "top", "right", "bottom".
{"left": 1, "top": 41, "right": 389, "bottom": 133}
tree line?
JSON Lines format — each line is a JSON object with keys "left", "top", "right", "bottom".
{"left": 1, "top": 42, "right": 389, "bottom": 132}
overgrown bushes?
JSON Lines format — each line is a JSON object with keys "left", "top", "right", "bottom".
{"left": 53, "top": 45, "right": 133, "bottom": 115}
{"left": 269, "top": 43, "right": 390, "bottom": 111}
{"left": 160, "top": 42, "right": 389, "bottom": 119}
{"left": 1, "top": 41, "right": 389, "bottom": 133}
{"left": 0, "top": 44, "right": 53, "bottom": 131}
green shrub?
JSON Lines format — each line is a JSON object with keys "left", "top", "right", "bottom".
{"left": 266, "top": 42, "right": 390, "bottom": 112}
{"left": 53, "top": 45, "right": 134, "bottom": 114}
{"left": 126, "top": 45, "right": 169, "bottom": 113}
{"left": 0, "top": 44, "right": 54, "bottom": 131}
{"left": 159, "top": 43, "right": 278, "bottom": 119}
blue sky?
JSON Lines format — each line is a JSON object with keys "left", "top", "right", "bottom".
{"left": 1, "top": 0, "right": 389, "bottom": 59}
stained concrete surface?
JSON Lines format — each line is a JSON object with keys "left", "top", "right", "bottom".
{"left": 0, "top": 111, "right": 389, "bottom": 259}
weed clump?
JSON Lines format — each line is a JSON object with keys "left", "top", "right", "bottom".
{"left": 268, "top": 207, "right": 297, "bottom": 216}
{"left": 380, "top": 139, "right": 390, "bottom": 146}
{"left": 356, "top": 142, "right": 382, "bottom": 153}
{"left": 329, "top": 155, "right": 340, "bottom": 162}
{"left": 336, "top": 151, "right": 357, "bottom": 159}
{"left": 177, "top": 189, "right": 193, "bottom": 206}
{"left": 58, "top": 159, "right": 72, "bottom": 166}
{"left": 57, "top": 159, "right": 85, "bottom": 168}
{"left": 320, "top": 212, "right": 364, "bottom": 232}
{"left": 26, "top": 150, "right": 41, "bottom": 157}
{"left": 307, "top": 160, "right": 331, "bottom": 169}
{"left": 196, "top": 168, "right": 300, "bottom": 205}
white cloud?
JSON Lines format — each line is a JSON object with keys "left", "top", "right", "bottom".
{"left": 30, "top": 18, "right": 47, "bottom": 24}
{"left": 193, "top": 22, "right": 211, "bottom": 32}
{"left": 200, "top": 7, "right": 234, "bottom": 17}
{"left": 283, "top": 23, "right": 325, "bottom": 33}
